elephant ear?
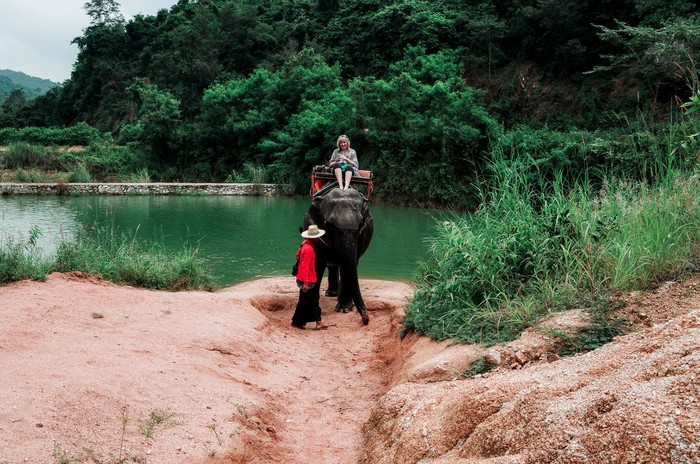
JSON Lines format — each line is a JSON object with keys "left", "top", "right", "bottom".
{"left": 304, "top": 201, "right": 326, "bottom": 230}
{"left": 311, "top": 194, "right": 324, "bottom": 210}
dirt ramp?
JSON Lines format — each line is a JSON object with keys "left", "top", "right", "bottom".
{"left": 358, "top": 310, "right": 700, "bottom": 464}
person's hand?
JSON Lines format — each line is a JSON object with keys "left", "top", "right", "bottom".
{"left": 301, "top": 283, "right": 309, "bottom": 292}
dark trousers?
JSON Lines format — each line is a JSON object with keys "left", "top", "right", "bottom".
{"left": 292, "top": 284, "right": 321, "bottom": 326}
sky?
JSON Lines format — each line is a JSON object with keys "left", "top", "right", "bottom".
{"left": 0, "top": 0, "right": 176, "bottom": 83}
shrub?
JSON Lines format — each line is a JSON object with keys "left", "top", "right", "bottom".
{"left": 68, "top": 164, "right": 92, "bottom": 183}
{"left": 0, "top": 122, "right": 103, "bottom": 145}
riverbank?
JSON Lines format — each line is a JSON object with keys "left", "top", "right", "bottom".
{"left": 0, "top": 182, "right": 282, "bottom": 196}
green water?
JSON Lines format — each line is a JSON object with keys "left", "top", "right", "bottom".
{"left": 0, "top": 195, "right": 444, "bottom": 286}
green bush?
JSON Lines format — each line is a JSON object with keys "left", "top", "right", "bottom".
{"left": 0, "top": 122, "right": 103, "bottom": 145}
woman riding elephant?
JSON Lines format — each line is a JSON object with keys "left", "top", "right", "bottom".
{"left": 301, "top": 187, "right": 374, "bottom": 325}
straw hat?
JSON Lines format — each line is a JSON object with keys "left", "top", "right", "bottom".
{"left": 301, "top": 224, "right": 326, "bottom": 238}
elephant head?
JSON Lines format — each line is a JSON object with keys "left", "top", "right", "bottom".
{"left": 303, "top": 188, "right": 374, "bottom": 324}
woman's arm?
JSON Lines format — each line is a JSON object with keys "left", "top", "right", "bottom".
{"left": 346, "top": 149, "right": 358, "bottom": 168}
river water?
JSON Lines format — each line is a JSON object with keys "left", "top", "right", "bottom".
{"left": 0, "top": 195, "right": 445, "bottom": 286}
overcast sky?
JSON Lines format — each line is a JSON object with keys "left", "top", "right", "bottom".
{"left": 0, "top": 0, "right": 176, "bottom": 83}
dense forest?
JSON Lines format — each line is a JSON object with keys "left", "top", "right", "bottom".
{"left": 1, "top": 0, "right": 699, "bottom": 207}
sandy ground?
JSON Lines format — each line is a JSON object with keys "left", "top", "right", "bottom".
{"left": 0, "top": 272, "right": 413, "bottom": 464}
{"left": 2, "top": 271, "right": 699, "bottom": 464}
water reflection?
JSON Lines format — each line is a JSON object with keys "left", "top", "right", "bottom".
{"left": 0, "top": 195, "right": 444, "bottom": 286}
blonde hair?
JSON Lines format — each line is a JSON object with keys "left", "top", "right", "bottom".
{"left": 336, "top": 135, "right": 351, "bottom": 149}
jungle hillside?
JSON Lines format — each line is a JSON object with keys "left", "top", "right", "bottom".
{"left": 0, "top": 0, "right": 698, "bottom": 207}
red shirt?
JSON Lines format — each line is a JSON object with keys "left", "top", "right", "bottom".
{"left": 296, "top": 240, "right": 317, "bottom": 284}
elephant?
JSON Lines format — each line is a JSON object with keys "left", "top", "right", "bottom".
{"left": 301, "top": 187, "right": 374, "bottom": 325}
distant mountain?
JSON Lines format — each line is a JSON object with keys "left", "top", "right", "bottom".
{"left": 0, "top": 69, "right": 59, "bottom": 102}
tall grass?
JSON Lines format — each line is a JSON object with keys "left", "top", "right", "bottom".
{"left": 225, "top": 162, "right": 269, "bottom": 184}
{"left": 404, "top": 153, "right": 700, "bottom": 344}
{"left": 0, "top": 226, "right": 51, "bottom": 284}
{"left": 54, "top": 224, "right": 215, "bottom": 290}
{"left": 68, "top": 163, "right": 93, "bottom": 183}
{"left": 121, "top": 167, "right": 151, "bottom": 183}
{"left": 0, "top": 224, "right": 215, "bottom": 291}
{"left": 2, "top": 142, "right": 50, "bottom": 169}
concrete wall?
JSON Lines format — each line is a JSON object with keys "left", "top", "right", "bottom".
{"left": 0, "top": 183, "right": 284, "bottom": 196}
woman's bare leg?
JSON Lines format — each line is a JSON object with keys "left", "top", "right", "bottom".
{"left": 334, "top": 168, "right": 343, "bottom": 188}
{"left": 344, "top": 170, "right": 353, "bottom": 189}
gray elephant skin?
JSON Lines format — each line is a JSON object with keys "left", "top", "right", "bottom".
{"left": 302, "top": 188, "right": 374, "bottom": 324}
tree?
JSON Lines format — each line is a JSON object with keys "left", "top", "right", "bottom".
{"left": 633, "top": 0, "right": 696, "bottom": 26}
{"left": 84, "top": 0, "right": 124, "bottom": 27}
{"left": 350, "top": 46, "right": 499, "bottom": 206}
{"left": 321, "top": 0, "right": 454, "bottom": 77}
{"left": 3, "top": 89, "right": 27, "bottom": 111}
{"left": 449, "top": 1, "right": 507, "bottom": 76}
{"left": 119, "top": 80, "right": 182, "bottom": 161}
{"left": 199, "top": 48, "right": 346, "bottom": 184}
{"left": 589, "top": 16, "right": 700, "bottom": 105}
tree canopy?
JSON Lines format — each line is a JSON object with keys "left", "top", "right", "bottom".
{"left": 4, "top": 0, "right": 700, "bottom": 206}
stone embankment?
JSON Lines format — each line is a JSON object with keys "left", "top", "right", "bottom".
{"left": 0, "top": 182, "right": 282, "bottom": 196}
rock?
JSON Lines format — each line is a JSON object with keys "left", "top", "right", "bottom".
{"left": 484, "top": 349, "right": 502, "bottom": 366}
{"left": 515, "top": 350, "right": 529, "bottom": 364}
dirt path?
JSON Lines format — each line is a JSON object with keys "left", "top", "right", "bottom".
{"left": 0, "top": 272, "right": 413, "bottom": 464}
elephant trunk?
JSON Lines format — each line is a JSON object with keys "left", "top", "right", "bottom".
{"left": 338, "top": 254, "right": 366, "bottom": 320}
{"left": 332, "top": 227, "right": 364, "bottom": 312}
{"left": 333, "top": 227, "right": 359, "bottom": 265}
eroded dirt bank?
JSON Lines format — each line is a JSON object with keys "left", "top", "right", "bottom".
{"left": 1, "top": 272, "right": 699, "bottom": 463}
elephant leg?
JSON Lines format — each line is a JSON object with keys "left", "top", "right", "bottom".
{"left": 335, "top": 282, "right": 354, "bottom": 313}
{"left": 326, "top": 264, "right": 339, "bottom": 297}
